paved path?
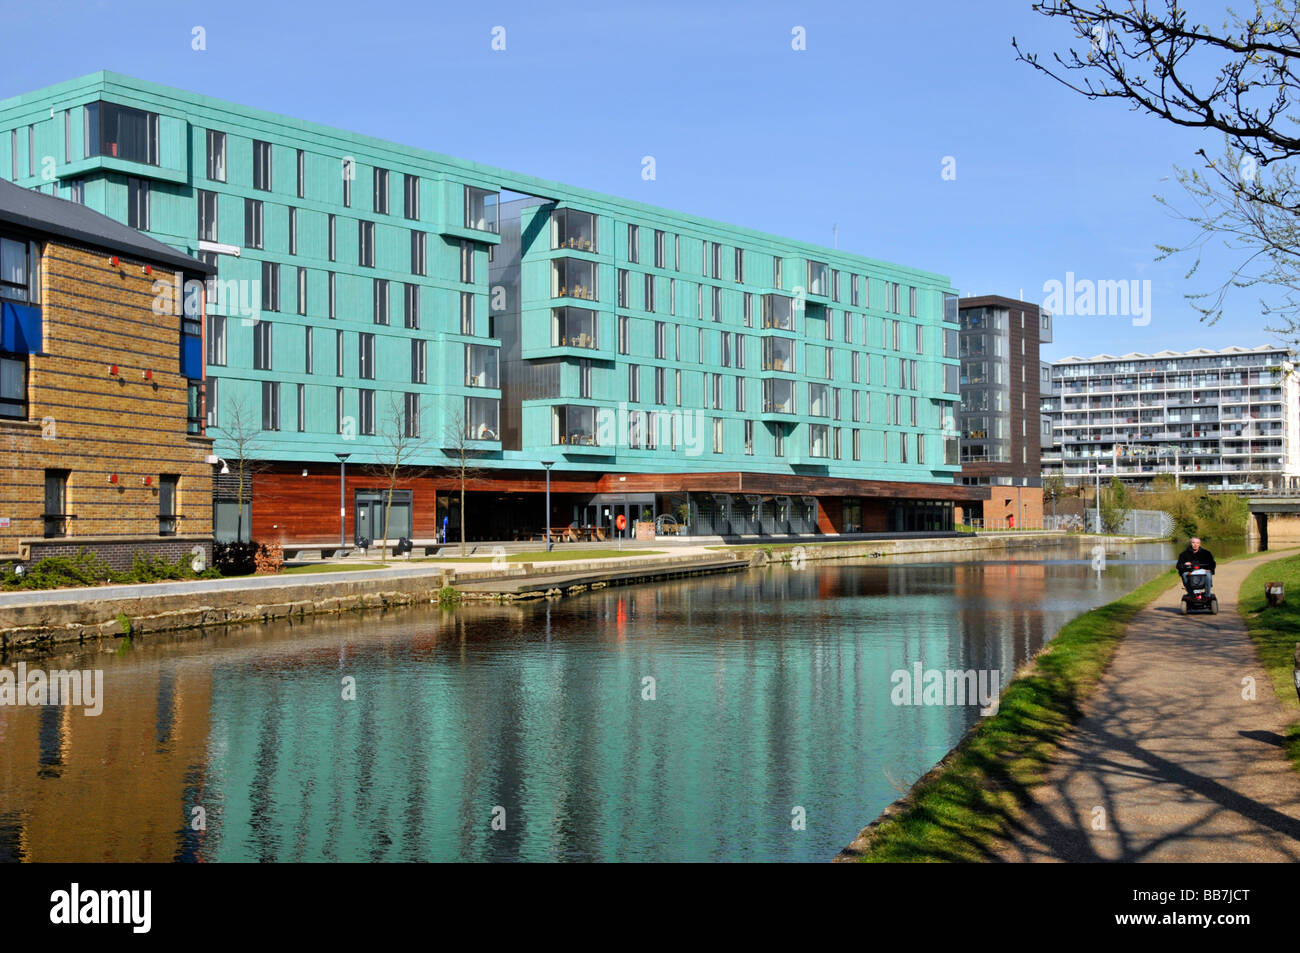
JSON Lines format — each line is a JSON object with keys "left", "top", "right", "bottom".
{"left": 993, "top": 551, "right": 1300, "bottom": 862}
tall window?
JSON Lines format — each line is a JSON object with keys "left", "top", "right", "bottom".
{"left": 460, "top": 292, "right": 475, "bottom": 334}
{"left": 328, "top": 272, "right": 336, "bottom": 319}
{"left": 617, "top": 269, "right": 629, "bottom": 308}
{"left": 404, "top": 283, "right": 420, "bottom": 329}
{"left": 127, "top": 177, "right": 149, "bottom": 229}
{"left": 373, "top": 167, "right": 389, "bottom": 214}
{"left": 303, "top": 325, "right": 313, "bottom": 373}
{"left": 460, "top": 240, "right": 474, "bottom": 283}
{"left": 296, "top": 266, "right": 307, "bottom": 315}
{"left": 342, "top": 158, "right": 353, "bottom": 207}
{"left": 197, "top": 189, "right": 218, "bottom": 242}
{"left": 618, "top": 315, "right": 629, "bottom": 354}
{"left": 404, "top": 392, "right": 420, "bottom": 438}
{"left": 359, "top": 220, "right": 375, "bottom": 267}
{"left": 359, "top": 332, "right": 375, "bottom": 379}
{"left": 628, "top": 224, "right": 640, "bottom": 264}
{"left": 629, "top": 364, "right": 640, "bottom": 402}
{"left": 359, "top": 388, "right": 375, "bottom": 436}
{"left": 734, "top": 247, "right": 744, "bottom": 283}
{"left": 411, "top": 230, "right": 427, "bottom": 275}
{"left": 404, "top": 174, "right": 420, "bottom": 219}
{"left": 86, "top": 102, "right": 158, "bottom": 164}
{"left": 252, "top": 140, "right": 272, "bottom": 191}
{"left": 328, "top": 214, "right": 336, "bottom": 261}
{"left": 1, "top": 353, "right": 28, "bottom": 419}
{"left": 207, "top": 314, "right": 227, "bottom": 366}
{"left": 296, "top": 384, "right": 306, "bottom": 432}
{"left": 644, "top": 273, "right": 656, "bottom": 313}
{"left": 261, "top": 381, "right": 281, "bottom": 431}
{"left": 296, "top": 149, "right": 305, "bottom": 198}
{"left": 336, "top": 330, "right": 345, "bottom": 376}
{"left": 411, "top": 339, "right": 427, "bottom": 383}
{"left": 373, "top": 278, "right": 389, "bottom": 325}
{"left": 246, "top": 198, "right": 264, "bottom": 249}
{"left": 713, "top": 418, "right": 724, "bottom": 453}
{"left": 206, "top": 129, "right": 226, "bottom": 181}
{"left": 261, "top": 261, "right": 279, "bottom": 312}
{"left": 253, "top": 318, "right": 273, "bottom": 370}
{"left": 654, "top": 230, "right": 665, "bottom": 268}
{"left": 43, "top": 469, "right": 69, "bottom": 538}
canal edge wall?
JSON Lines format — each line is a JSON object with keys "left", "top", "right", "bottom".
{"left": 0, "top": 532, "right": 1134, "bottom": 651}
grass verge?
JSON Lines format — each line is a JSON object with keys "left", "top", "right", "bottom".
{"left": 413, "top": 549, "right": 664, "bottom": 563}
{"left": 281, "top": 562, "right": 385, "bottom": 574}
{"left": 841, "top": 568, "right": 1181, "bottom": 862}
{"left": 1237, "top": 553, "right": 1300, "bottom": 773}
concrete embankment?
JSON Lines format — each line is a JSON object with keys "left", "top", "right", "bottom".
{"left": 0, "top": 532, "right": 1119, "bottom": 650}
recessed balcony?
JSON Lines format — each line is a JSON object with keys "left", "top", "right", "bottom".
{"left": 552, "top": 307, "right": 598, "bottom": 350}
{"left": 552, "top": 208, "right": 597, "bottom": 254}
{"left": 552, "top": 257, "right": 598, "bottom": 302}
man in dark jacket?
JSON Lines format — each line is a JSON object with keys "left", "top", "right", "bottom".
{"left": 1176, "top": 537, "right": 1216, "bottom": 595}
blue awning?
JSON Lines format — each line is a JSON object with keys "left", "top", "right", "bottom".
{"left": 0, "top": 300, "right": 42, "bottom": 355}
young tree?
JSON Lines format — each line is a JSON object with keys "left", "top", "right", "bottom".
{"left": 442, "top": 406, "right": 487, "bottom": 557}
{"left": 363, "top": 394, "right": 434, "bottom": 562}
{"left": 1043, "top": 473, "right": 1067, "bottom": 522}
{"left": 215, "top": 390, "right": 264, "bottom": 544}
{"left": 1014, "top": 1, "right": 1300, "bottom": 340}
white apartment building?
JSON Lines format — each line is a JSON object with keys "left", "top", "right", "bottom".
{"left": 1041, "top": 346, "right": 1300, "bottom": 490}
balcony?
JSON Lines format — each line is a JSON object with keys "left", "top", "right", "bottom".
{"left": 463, "top": 396, "right": 500, "bottom": 442}
{"left": 551, "top": 307, "right": 598, "bottom": 350}
{"left": 464, "top": 186, "right": 500, "bottom": 234}
{"left": 761, "top": 378, "right": 797, "bottom": 416}
{"left": 465, "top": 344, "right": 500, "bottom": 389}
{"left": 761, "top": 293, "right": 797, "bottom": 331}
{"left": 552, "top": 257, "right": 598, "bottom": 302}
{"left": 806, "top": 261, "right": 829, "bottom": 298}
{"left": 552, "top": 209, "right": 597, "bottom": 253}
{"left": 553, "top": 404, "right": 611, "bottom": 453}
{"left": 761, "top": 336, "right": 796, "bottom": 374}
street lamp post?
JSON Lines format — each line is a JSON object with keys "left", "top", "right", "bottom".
{"left": 541, "top": 460, "right": 555, "bottom": 552}
{"left": 1095, "top": 454, "right": 1102, "bottom": 535}
{"left": 335, "top": 453, "right": 350, "bottom": 556}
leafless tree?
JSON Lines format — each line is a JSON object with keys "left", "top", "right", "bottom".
{"left": 363, "top": 394, "right": 434, "bottom": 561}
{"left": 442, "top": 406, "right": 488, "bottom": 557}
{"left": 216, "top": 390, "right": 264, "bottom": 544}
{"left": 1014, "top": 1, "right": 1300, "bottom": 340}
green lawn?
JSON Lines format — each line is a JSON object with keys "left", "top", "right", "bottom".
{"left": 1238, "top": 552, "right": 1300, "bottom": 773}
{"left": 845, "top": 569, "right": 1181, "bottom": 862}
{"left": 282, "top": 562, "right": 385, "bottom": 574}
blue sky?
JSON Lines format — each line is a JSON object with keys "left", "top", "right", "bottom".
{"left": 1, "top": 0, "right": 1277, "bottom": 359}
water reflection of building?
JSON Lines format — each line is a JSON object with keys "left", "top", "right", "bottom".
{"left": 0, "top": 658, "right": 212, "bottom": 861}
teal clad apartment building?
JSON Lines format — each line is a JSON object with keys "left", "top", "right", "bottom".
{"left": 0, "top": 72, "right": 984, "bottom": 544}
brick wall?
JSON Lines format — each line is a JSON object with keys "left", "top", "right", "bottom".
{"left": 0, "top": 241, "right": 214, "bottom": 558}
{"left": 22, "top": 535, "right": 214, "bottom": 572}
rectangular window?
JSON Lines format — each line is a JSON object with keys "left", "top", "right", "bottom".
{"left": 644, "top": 273, "right": 655, "bottom": 313}
{"left": 460, "top": 240, "right": 474, "bottom": 283}
{"left": 329, "top": 271, "right": 336, "bottom": 319}
{"left": 43, "top": 469, "right": 69, "bottom": 538}
{"left": 774, "top": 423, "right": 785, "bottom": 457}
{"left": 328, "top": 214, "right": 337, "bottom": 261}
{"left": 411, "top": 230, "right": 426, "bottom": 275}
{"left": 460, "top": 291, "right": 475, "bottom": 334}
{"left": 736, "top": 376, "right": 746, "bottom": 412}
{"left": 253, "top": 318, "right": 273, "bottom": 370}
{"left": 674, "top": 234, "right": 681, "bottom": 270}
{"left": 359, "top": 332, "right": 375, "bottom": 379}
{"left": 404, "top": 174, "right": 420, "bottom": 219}
{"left": 261, "top": 381, "right": 281, "bottom": 431}
{"left": 373, "top": 167, "right": 389, "bottom": 214}
{"left": 465, "top": 343, "right": 499, "bottom": 388}
{"left": 342, "top": 158, "right": 353, "bottom": 207}
{"left": 844, "top": 311, "right": 853, "bottom": 343}
{"left": 304, "top": 325, "right": 313, "bottom": 373}
{"left": 734, "top": 247, "right": 745, "bottom": 284}
{"left": 655, "top": 321, "right": 666, "bottom": 360}
{"left": 852, "top": 390, "right": 861, "bottom": 422}
{"left": 852, "top": 429, "right": 861, "bottom": 461}
{"left": 832, "top": 269, "right": 841, "bottom": 302}
{"left": 246, "top": 198, "right": 264, "bottom": 249}
{"left": 252, "top": 140, "right": 272, "bottom": 191}
{"left": 261, "top": 261, "right": 279, "bottom": 312}
{"left": 1, "top": 354, "right": 29, "bottom": 419}
{"left": 404, "top": 392, "right": 420, "bottom": 438}
{"left": 206, "top": 129, "right": 226, "bottom": 182}
{"left": 296, "top": 149, "right": 305, "bottom": 198}
{"left": 296, "top": 266, "right": 307, "bottom": 315}
{"left": 852, "top": 351, "right": 861, "bottom": 383}
{"left": 359, "top": 388, "right": 375, "bottom": 436}
{"left": 773, "top": 256, "right": 783, "bottom": 290}
{"left": 579, "top": 359, "right": 592, "bottom": 399}
{"left": 336, "top": 387, "right": 345, "bottom": 433}
{"left": 833, "top": 426, "right": 842, "bottom": 460}
{"left": 618, "top": 315, "right": 629, "bottom": 355}
{"left": 336, "top": 330, "right": 345, "bottom": 376}
{"left": 617, "top": 268, "right": 629, "bottom": 308}
{"left": 743, "top": 292, "right": 753, "bottom": 328}
{"left": 296, "top": 384, "right": 305, "bottom": 433}
{"left": 84, "top": 102, "right": 158, "bottom": 164}
{"left": 404, "top": 283, "right": 420, "bottom": 329}
{"left": 655, "top": 365, "right": 666, "bottom": 404}
{"left": 712, "top": 372, "right": 723, "bottom": 410}
{"left": 628, "top": 223, "right": 640, "bottom": 264}
{"left": 411, "top": 338, "right": 426, "bottom": 383}
{"left": 464, "top": 186, "right": 499, "bottom": 233}
{"left": 206, "top": 314, "right": 227, "bottom": 366}
{"left": 359, "top": 220, "right": 375, "bottom": 267}
{"left": 373, "top": 278, "right": 389, "bottom": 325}
{"left": 713, "top": 418, "right": 724, "bottom": 453}
{"left": 197, "top": 189, "right": 218, "bottom": 242}
{"left": 288, "top": 206, "right": 298, "bottom": 255}
{"left": 892, "top": 319, "right": 901, "bottom": 351}
{"left": 712, "top": 286, "right": 722, "bottom": 322}
{"left": 710, "top": 242, "right": 722, "bottom": 279}
{"left": 851, "top": 274, "right": 860, "bottom": 307}
{"left": 915, "top": 324, "right": 924, "bottom": 353}
{"left": 735, "top": 333, "right": 745, "bottom": 369}
{"left": 721, "top": 331, "right": 732, "bottom": 367}
{"left": 809, "top": 423, "right": 829, "bottom": 458}
{"left": 629, "top": 363, "right": 640, "bottom": 402}
{"left": 654, "top": 229, "right": 666, "bottom": 268}
{"left": 909, "top": 286, "right": 918, "bottom": 317}
{"left": 744, "top": 419, "right": 754, "bottom": 455}
{"left": 127, "top": 177, "right": 149, "bottom": 229}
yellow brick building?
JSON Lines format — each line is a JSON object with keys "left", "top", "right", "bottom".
{"left": 1, "top": 179, "right": 215, "bottom": 568}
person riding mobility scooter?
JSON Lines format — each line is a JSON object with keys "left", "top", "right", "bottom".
{"left": 1177, "top": 537, "right": 1218, "bottom": 615}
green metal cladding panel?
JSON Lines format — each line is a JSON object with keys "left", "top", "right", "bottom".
{"left": 0, "top": 70, "right": 961, "bottom": 483}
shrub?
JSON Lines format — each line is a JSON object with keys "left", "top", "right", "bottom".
{"left": 2, "top": 549, "right": 113, "bottom": 590}
{"left": 213, "top": 541, "right": 262, "bottom": 576}
{"left": 254, "top": 542, "right": 284, "bottom": 575}
{"left": 437, "top": 585, "right": 461, "bottom": 607}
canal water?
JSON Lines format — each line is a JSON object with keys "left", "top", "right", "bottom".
{"left": 0, "top": 538, "right": 1229, "bottom": 862}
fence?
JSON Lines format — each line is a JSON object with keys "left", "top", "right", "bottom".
{"left": 1083, "top": 508, "right": 1173, "bottom": 537}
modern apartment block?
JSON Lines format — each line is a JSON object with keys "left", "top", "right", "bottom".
{"left": 0, "top": 72, "right": 983, "bottom": 543}
{"left": 1040, "top": 346, "right": 1300, "bottom": 490}
{"left": 0, "top": 178, "right": 215, "bottom": 567}
{"left": 954, "top": 295, "right": 1052, "bottom": 527}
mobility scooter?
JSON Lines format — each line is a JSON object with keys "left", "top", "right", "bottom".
{"left": 1180, "top": 568, "right": 1219, "bottom": 615}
